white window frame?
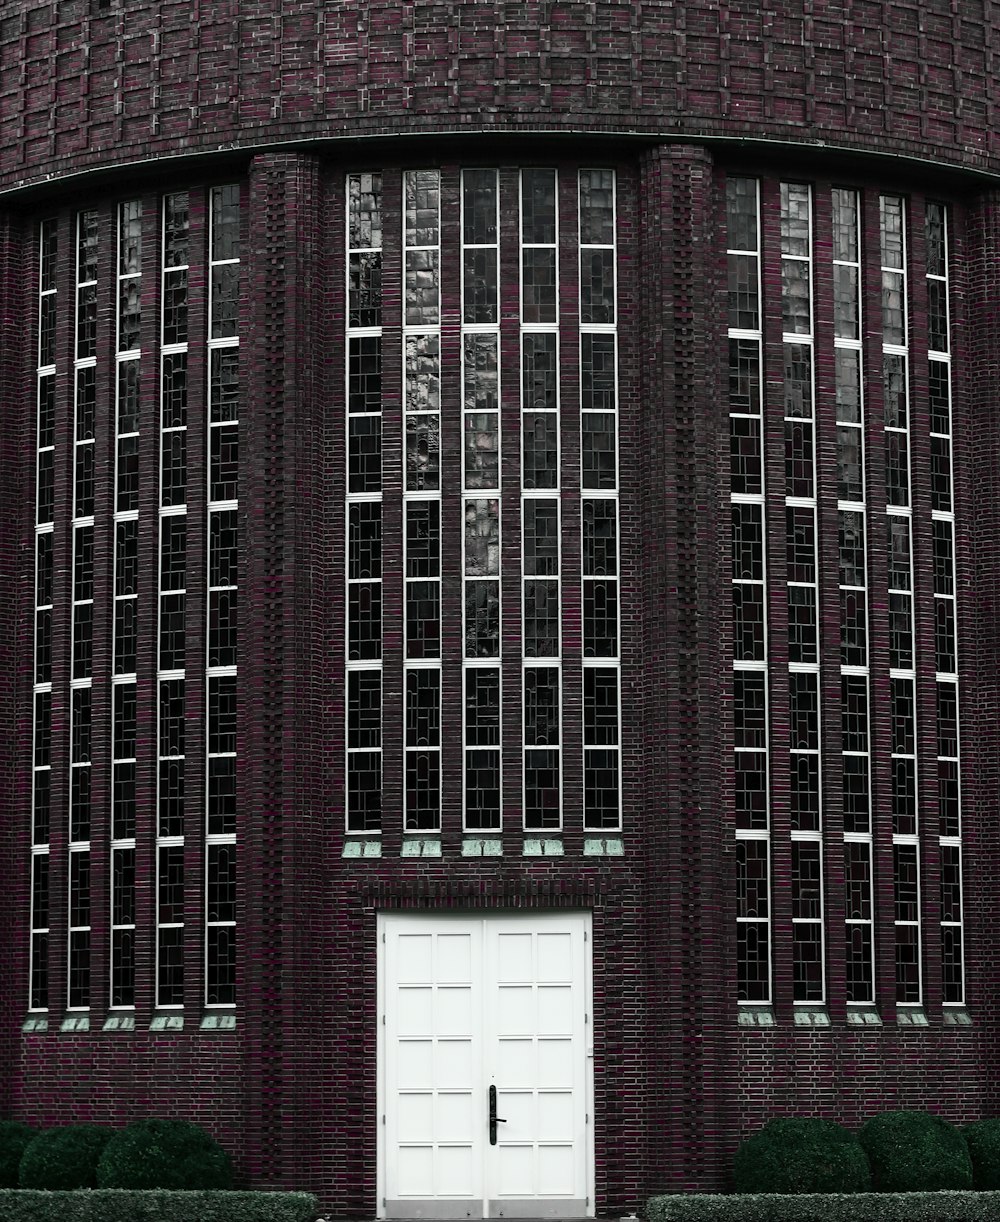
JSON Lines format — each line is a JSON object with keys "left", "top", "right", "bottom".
{"left": 729, "top": 178, "right": 772, "bottom": 1007}
{"left": 205, "top": 185, "right": 240, "bottom": 1009}
{"left": 519, "top": 168, "right": 563, "bottom": 833}
{"left": 345, "top": 171, "right": 385, "bottom": 836}
{"left": 460, "top": 168, "right": 504, "bottom": 833}
{"left": 402, "top": 169, "right": 443, "bottom": 834}
{"left": 579, "top": 168, "right": 622, "bottom": 833}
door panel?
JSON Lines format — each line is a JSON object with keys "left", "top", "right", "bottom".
{"left": 384, "top": 922, "right": 483, "bottom": 1214}
{"left": 486, "top": 919, "right": 588, "bottom": 1216}
{"left": 380, "top": 913, "right": 592, "bottom": 1220}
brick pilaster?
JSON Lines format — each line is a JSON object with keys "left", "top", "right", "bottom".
{"left": 242, "top": 151, "right": 325, "bottom": 1188}
{"left": 638, "top": 144, "right": 729, "bottom": 1192}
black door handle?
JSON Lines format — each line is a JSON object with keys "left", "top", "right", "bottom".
{"left": 489, "top": 1084, "right": 507, "bottom": 1145}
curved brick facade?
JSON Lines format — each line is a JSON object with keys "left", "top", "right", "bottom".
{"left": 0, "top": 2, "right": 999, "bottom": 1217}
{"left": 0, "top": 0, "right": 999, "bottom": 196}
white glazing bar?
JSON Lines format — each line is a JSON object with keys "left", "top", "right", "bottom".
{"left": 728, "top": 177, "right": 771, "bottom": 1005}
{"left": 926, "top": 201, "right": 964, "bottom": 1006}
{"left": 403, "top": 170, "right": 443, "bottom": 833}
{"left": 154, "top": 192, "right": 187, "bottom": 1010}
{"left": 111, "top": 200, "right": 141, "bottom": 1010}
{"left": 832, "top": 188, "right": 875, "bottom": 1006}
{"left": 461, "top": 168, "right": 502, "bottom": 832}
{"left": 68, "top": 210, "right": 99, "bottom": 1012}
{"left": 205, "top": 185, "right": 240, "bottom": 1007}
{"left": 781, "top": 182, "right": 824, "bottom": 1004}
{"left": 580, "top": 168, "right": 621, "bottom": 833}
{"left": 881, "top": 195, "right": 921, "bottom": 1007}
{"left": 346, "top": 172, "right": 384, "bottom": 835}
{"left": 520, "top": 168, "right": 562, "bottom": 831}
{"left": 30, "top": 217, "right": 57, "bottom": 1013}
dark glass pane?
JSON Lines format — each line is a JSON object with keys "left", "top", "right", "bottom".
{"left": 465, "top": 749, "right": 501, "bottom": 831}
{"left": 210, "top": 348, "right": 240, "bottom": 423}
{"left": 524, "top": 748, "right": 560, "bottom": 830}
{"left": 206, "top": 927, "right": 236, "bottom": 1006}
{"left": 405, "top": 751, "right": 440, "bottom": 831}
{"left": 465, "top": 669, "right": 500, "bottom": 747}
{"left": 210, "top": 264, "right": 240, "bottom": 339}
{"left": 347, "top": 753, "right": 382, "bottom": 832}
{"left": 211, "top": 184, "right": 241, "bottom": 261}
{"left": 157, "top": 926, "right": 184, "bottom": 1007}
{"left": 208, "top": 676, "right": 238, "bottom": 755}
{"left": 736, "top": 922, "right": 769, "bottom": 1002}
{"left": 207, "top": 757, "right": 237, "bottom": 835}
{"left": 735, "top": 752, "right": 768, "bottom": 831}
{"left": 348, "top": 670, "right": 381, "bottom": 750}
{"left": 405, "top": 669, "right": 441, "bottom": 748}
{"left": 349, "top": 417, "right": 382, "bottom": 494}
{"left": 521, "top": 169, "right": 556, "bottom": 244}
{"left": 207, "top": 844, "right": 237, "bottom": 923}
{"left": 583, "top": 749, "right": 619, "bottom": 829}
{"left": 737, "top": 841, "right": 769, "bottom": 919}
{"left": 349, "top": 251, "right": 382, "bottom": 327}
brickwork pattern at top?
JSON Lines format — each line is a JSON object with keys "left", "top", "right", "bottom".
{"left": 2, "top": 0, "right": 1000, "bottom": 199}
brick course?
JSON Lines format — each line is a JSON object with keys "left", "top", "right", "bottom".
{"left": 1, "top": 1, "right": 1000, "bottom": 198}
{"left": 0, "top": 2, "right": 998, "bottom": 1216}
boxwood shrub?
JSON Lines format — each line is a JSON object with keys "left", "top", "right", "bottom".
{"left": 732, "top": 1117, "right": 871, "bottom": 1194}
{"left": 648, "top": 1191, "right": 1000, "bottom": 1221}
{"left": 0, "top": 1123, "right": 38, "bottom": 1188}
{"left": 858, "top": 1110, "right": 972, "bottom": 1192}
{"left": 19, "top": 1124, "right": 116, "bottom": 1189}
{"left": 964, "top": 1119, "right": 1000, "bottom": 1190}
{"left": 95, "top": 1118, "right": 233, "bottom": 1190}
{"left": 0, "top": 1190, "right": 316, "bottom": 1222}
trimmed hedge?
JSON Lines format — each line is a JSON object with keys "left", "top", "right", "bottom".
{"left": 0, "top": 1123, "right": 38, "bottom": 1188}
{"left": 965, "top": 1120, "right": 1000, "bottom": 1190}
{"left": 19, "top": 1124, "right": 115, "bottom": 1189}
{"left": 733, "top": 1117, "right": 871, "bottom": 1194}
{"left": 859, "top": 1110, "right": 972, "bottom": 1192}
{"left": 0, "top": 1191, "right": 316, "bottom": 1222}
{"left": 96, "top": 1118, "right": 232, "bottom": 1190}
{"left": 648, "top": 1190, "right": 1000, "bottom": 1221}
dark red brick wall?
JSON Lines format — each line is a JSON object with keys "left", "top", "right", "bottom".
{"left": 959, "top": 187, "right": 1000, "bottom": 1115}
{"left": 17, "top": 1035, "right": 248, "bottom": 1162}
{"left": 0, "top": 4, "right": 999, "bottom": 1209}
{"left": 730, "top": 1024, "right": 995, "bottom": 1135}
{"left": 0, "top": 212, "right": 30, "bottom": 1124}
{"left": 0, "top": 0, "right": 999, "bottom": 199}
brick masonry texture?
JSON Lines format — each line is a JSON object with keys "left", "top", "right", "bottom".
{"left": 1, "top": 0, "right": 1000, "bottom": 197}
{"left": 0, "top": 1, "right": 999, "bottom": 1217}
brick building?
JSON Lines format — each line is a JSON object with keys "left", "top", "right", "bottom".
{"left": 0, "top": 0, "right": 999, "bottom": 1215}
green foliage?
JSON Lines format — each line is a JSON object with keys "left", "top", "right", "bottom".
{"left": 19, "top": 1124, "right": 115, "bottom": 1189}
{"left": 858, "top": 1110, "right": 972, "bottom": 1192}
{"left": 647, "top": 1191, "right": 1000, "bottom": 1221}
{"left": 95, "top": 1119, "right": 233, "bottom": 1190}
{"left": 0, "top": 1191, "right": 316, "bottom": 1222}
{"left": 0, "top": 1123, "right": 39, "bottom": 1189}
{"left": 733, "top": 1117, "right": 871, "bottom": 1194}
{"left": 964, "top": 1119, "right": 1000, "bottom": 1190}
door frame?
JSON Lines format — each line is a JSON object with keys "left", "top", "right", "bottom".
{"left": 376, "top": 910, "right": 595, "bottom": 1220}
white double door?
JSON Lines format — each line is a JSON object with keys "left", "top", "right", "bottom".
{"left": 379, "top": 912, "right": 593, "bottom": 1219}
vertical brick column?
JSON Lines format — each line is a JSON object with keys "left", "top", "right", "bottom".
{"left": 958, "top": 190, "right": 1000, "bottom": 1097}
{"left": 638, "top": 145, "right": 729, "bottom": 1192}
{"left": 242, "top": 152, "right": 324, "bottom": 1187}
{"left": 0, "top": 209, "right": 30, "bottom": 1114}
